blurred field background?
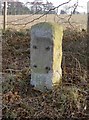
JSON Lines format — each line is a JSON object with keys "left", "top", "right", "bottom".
{"left": 0, "top": 14, "right": 87, "bottom": 30}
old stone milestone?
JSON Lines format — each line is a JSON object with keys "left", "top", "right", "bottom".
{"left": 30, "top": 22, "right": 63, "bottom": 91}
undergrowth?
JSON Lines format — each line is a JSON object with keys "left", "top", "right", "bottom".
{"left": 2, "top": 28, "right": 89, "bottom": 119}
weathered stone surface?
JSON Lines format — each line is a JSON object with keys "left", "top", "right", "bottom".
{"left": 30, "top": 22, "right": 63, "bottom": 91}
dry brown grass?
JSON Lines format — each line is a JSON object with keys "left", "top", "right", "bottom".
{"left": 2, "top": 28, "right": 89, "bottom": 119}
{"left": 0, "top": 14, "right": 87, "bottom": 30}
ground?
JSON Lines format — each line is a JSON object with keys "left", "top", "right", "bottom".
{"left": 2, "top": 28, "right": 89, "bottom": 119}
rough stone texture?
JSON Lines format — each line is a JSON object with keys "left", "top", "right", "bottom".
{"left": 30, "top": 22, "right": 63, "bottom": 91}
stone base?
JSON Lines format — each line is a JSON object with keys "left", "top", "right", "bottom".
{"left": 31, "top": 71, "right": 62, "bottom": 91}
{"left": 31, "top": 73, "right": 52, "bottom": 91}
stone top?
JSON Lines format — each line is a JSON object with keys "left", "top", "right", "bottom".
{"left": 31, "top": 22, "right": 63, "bottom": 40}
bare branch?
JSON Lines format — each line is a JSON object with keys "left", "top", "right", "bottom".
{"left": 7, "top": 9, "right": 43, "bottom": 24}
{"left": 7, "top": 0, "right": 72, "bottom": 27}
{"left": 67, "top": 0, "right": 79, "bottom": 27}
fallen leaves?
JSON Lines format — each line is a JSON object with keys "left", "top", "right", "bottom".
{"left": 2, "top": 29, "right": 89, "bottom": 119}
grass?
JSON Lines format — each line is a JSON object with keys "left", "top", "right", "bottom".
{"left": 2, "top": 28, "right": 89, "bottom": 119}
{"left": 0, "top": 14, "right": 87, "bottom": 30}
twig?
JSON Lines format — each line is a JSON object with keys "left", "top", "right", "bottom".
{"left": 67, "top": 0, "right": 79, "bottom": 27}
{"left": 7, "top": 0, "right": 72, "bottom": 27}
